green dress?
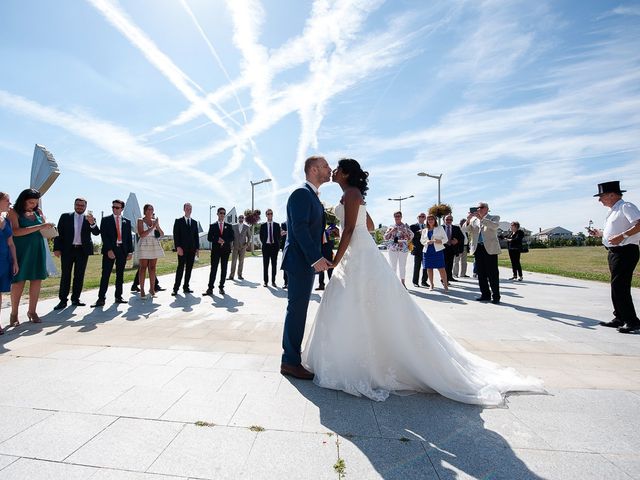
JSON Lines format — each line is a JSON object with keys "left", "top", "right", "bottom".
{"left": 12, "top": 212, "right": 48, "bottom": 282}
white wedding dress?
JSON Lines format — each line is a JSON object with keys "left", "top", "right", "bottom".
{"left": 302, "top": 204, "right": 545, "bottom": 405}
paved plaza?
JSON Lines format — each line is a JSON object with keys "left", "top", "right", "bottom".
{"left": 0, "top": 255, "right": 639, "bottom": 479}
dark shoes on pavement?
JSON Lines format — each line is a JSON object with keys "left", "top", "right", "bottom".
{"left": 114, "top": 298, "right": 128, "bottom": 304}
{"left": 91, "top": 300, "right": 105, "bottom": 308}
{"left": 315, "top": 285, "right": 325, "bottom": 291}
{"left": 600, "top": 319, "right": 624, "bottom": 328}
{"left": 618, "top": 323, "right": 640, "bottom": 334}
{"left": 475, "top": 296, "right": 491, "bottom": 302}
{"left": 53, "top": 301, "right": 67, "bottom": 310}
{"left": 219, "top": 287, "right": 225, "bottom": 295}
{"left": 203, "top": 289, "right": 213, "bottom": 296}
{"left": 280, "top": 363, "right": 314, "bottom": 380}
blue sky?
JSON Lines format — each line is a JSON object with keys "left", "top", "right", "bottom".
{"left": 1, "top": 0, "right": 639, "bottom": 234}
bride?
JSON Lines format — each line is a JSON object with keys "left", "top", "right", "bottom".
{"left": 302, "top": 158, "right": 545, "bottom": 405}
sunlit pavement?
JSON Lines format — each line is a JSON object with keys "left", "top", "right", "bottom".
{"left": 1, "top": 254, "right": 639, "bottom": 479}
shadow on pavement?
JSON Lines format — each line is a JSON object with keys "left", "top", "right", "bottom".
{"left": 286, "top": 378, "right": 546, "bottom": 479}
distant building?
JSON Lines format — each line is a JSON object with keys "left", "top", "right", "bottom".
{"left": 532, "top": 226, "right": 573, "bottom": 242}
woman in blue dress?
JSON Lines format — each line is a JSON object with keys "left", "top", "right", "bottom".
{"left": 420, "top": 214, "right": 449, "bottom": 292}
{"left": 0, "top": 192, "right": 19, "bottom": 334}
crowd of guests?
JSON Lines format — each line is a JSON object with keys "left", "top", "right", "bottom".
{"left": 1, "top": 180, "right": 638, "bottom": 336}
{"left": 385, "top": 204, "right": 526, "bottom": 304}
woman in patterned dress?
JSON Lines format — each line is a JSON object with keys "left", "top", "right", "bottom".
{"left": 0, "top": 192, "right": 19, "bottom": 334}
{"left": 383, "top": 211, "right": 414, "bottom": 288}
{"left": 136, "top": 204, "right": 164, "bottom": 298}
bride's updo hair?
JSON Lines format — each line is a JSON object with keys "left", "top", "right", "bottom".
{"left": 338, "top": 158, "right": 369, "bottom": 197}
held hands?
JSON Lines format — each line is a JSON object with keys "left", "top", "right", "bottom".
{"left": 127, "top": 253, "right": 133, "bottom": 261}
{"left": 107, "top": 250, "right": 116, "bottom": 260}
{"left": 217, "top": 238, "right": 225, "bottom": 245}
{"left": 313, "top": 257, "right": 333, "bottom": 272}
{"left": 177, "top": 247, "right": 184, "bottom": 256}
{"left": 54, "top": 250, "right": 61, "bottom": 258}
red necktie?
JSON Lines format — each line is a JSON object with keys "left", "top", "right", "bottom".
{"left": 219, "top": 222, "right": 223, "bottom": 235}
{"left": 115, "top": 216, "right": 122, "bottom": 243}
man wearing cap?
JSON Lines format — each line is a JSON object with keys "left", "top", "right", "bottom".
{"left": 589, "top": 181, "right": 640, "bottom": 334}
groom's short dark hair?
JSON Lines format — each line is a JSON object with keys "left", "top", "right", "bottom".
{"left": 304, "top": 155, "right": 325, "bottom": 174}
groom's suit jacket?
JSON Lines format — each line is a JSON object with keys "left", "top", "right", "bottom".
{"left": 281, "top": 184, "right": 325, "bottom": 274}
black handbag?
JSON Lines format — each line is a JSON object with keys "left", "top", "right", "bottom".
{"left": 520, "top": 242, "right": 529, "bottom": 253}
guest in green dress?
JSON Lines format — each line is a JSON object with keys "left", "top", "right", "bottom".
{"left": 7, "top": 188, "right": 55, "bottom": 325}
{"left": 0, "top": 192, "right": 19, "bottom": 334}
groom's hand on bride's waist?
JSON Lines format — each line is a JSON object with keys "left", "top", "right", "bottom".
{"left": 313, "top": 258, "right": 333, "bottom": 272}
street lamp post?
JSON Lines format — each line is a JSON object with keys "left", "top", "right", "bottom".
{"left": 387, "top": 195, "right": 414, "bottom": 212}
{"left": 250, "top": 178, "right": 272, "bottom": 253}
{"left": 417, "top": 172, "right": 442, "bottom": 204}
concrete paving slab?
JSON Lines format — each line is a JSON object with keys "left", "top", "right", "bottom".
{"left": 160, "top": 390, "right": 245, "bottom": 425}
{"left": 66, "top": 417, "right": 184, "bottom": 471}
{"left": 148, "top": 424, "right": 255, "bottom": 480}
{"left": 91, "top": 470, "right": 187, "bottom": 480}
{"left": 241, "top": 430, "right": 337, "bottom": 479}
{"left": 229, "top": 393, "right": 307, "bottom": 431}
{"left": 161, "top": 366, "right": 231, "bottom": 392}
{"left": 0, "top": 406, "right": 53, "bottom": 443}
{"left": 0, "top": 411, "right": 116, "bottom": 461}
{"left": 602, "top": 454, "right": 640, "bottom": 480}
{"left": 98, "top": 386, "right": 187, "bottom": 420}
{"left": 166, "top": 350, "right": 224, "bottom": 368}
{"left": 0, "top": 457, "right": 98, "bottom": 480}
{"left": 0, "top": 454, "right": 18, "bottom": 470}
{"left": 338, "top": 436, "right": 438, "bottom": 479}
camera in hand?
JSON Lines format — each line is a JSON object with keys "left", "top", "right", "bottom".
{"left": 394, "top": 235, "right": 399, "bottom": 244}
{"left": 469, "top": 207, "right": 479, "bottom": 213}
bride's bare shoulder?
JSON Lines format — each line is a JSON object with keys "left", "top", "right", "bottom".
{"left": 343, "top": 187, "right": 363, "bottom": 203}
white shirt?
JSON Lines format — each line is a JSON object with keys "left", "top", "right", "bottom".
{"left": 305, "top": 181, "right": 319, "bottom": 195}
{"left": 73, "top": 212, "right": 84, "bottom": 245}
{"left": 184, "top": 216, "right": 191, "bottom": 227}
{"left": 603, "top": 199, "right": 640, "bottom": 247}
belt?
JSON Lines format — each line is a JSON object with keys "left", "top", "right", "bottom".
{"left": 607, "top": 244, "right": 638, "bottom": 251}
{"left": 72, "top": 245, "right": 83, "bottom": 248}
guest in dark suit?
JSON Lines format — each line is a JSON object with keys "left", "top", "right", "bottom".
{"left": 410, "top": 213, "right": 429, "bottom": 288}
{"left": 92, "top": 199, "right": 133, "bottom": 307}
{"left": 172, "top": 202, "right": 200, "bottom": 295}
{"left": 260, "top": 209, "right": 281, "bottom": 287}
{"left": 204, "top": 207, "right": 234, "bottom": 296}
{"left": 506, "top": 221, "right": 525, "bottom": 281}
{"left": 442, "top": 214, "right": 464, "bottom": 283}
{"left": 280, "top": 221, "right": 288, "bottom": 288}
{"left": 316, "top": 225, "right": 338, "bottom": 290}
{"left": 52, "top": 198, "right": 100, "bottom": 309}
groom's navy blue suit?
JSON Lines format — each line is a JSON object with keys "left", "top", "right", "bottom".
{"left": 281, "top": 183, "right": 326, "bottom": 366}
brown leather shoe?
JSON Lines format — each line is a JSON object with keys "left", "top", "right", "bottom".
{"left": 280, "top": 363, "right": 314, "bottom": 380}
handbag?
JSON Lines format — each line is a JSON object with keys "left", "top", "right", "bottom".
{"left": 41, "top": 225, "right": 59, "bottom": 240}
{"left": 520, "top": 242, "right": 529, "bottom": 253}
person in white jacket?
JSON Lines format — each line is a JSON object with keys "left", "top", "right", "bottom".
{"left": 465, "top": 202, "right": 501, "bottom": 304}
{"left": 420, "top": 214, "right": 449, "bottom": 292}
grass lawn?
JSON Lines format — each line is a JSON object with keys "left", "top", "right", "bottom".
{"left": 34, "top": 250, "right": 264, "bottom": 300}
{"left": 496, "top": 246, "right": 640, "bottom": 287}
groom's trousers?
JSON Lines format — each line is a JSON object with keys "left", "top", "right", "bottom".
{"left": 282, "top": 269, "right": 315, "bottom": 365}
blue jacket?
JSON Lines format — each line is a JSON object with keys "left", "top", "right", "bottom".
{"left": 281, "top": 184, "right": 325, "bottom": 274}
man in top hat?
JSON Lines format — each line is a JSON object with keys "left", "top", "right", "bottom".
{"left": 588, "top": 181, "right": 640, "bottom": 333}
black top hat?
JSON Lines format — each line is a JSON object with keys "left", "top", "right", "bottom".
{"left": 594, "top": 181, "right": 626, "bottom": 197}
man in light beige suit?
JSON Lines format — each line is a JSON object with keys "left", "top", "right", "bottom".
{"left": 465, "top": 202, "right": 501, "bottom": 304}
{"left": 229, "top": 214, "right": 251, "bottom": 280}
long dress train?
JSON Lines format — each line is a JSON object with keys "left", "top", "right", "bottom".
{"left": 302, "top": 204, "right": 544, "bottom": 405}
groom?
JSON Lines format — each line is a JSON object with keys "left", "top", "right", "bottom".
{"left": 280, "top": 155, "right": 333, "bottom": 379}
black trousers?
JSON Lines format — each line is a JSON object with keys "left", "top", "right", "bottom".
{"left": 262, "top": 243, "right": 279, "bottom": 283}
{"left": 59, "top": 247, "right": 89, "bottom": 302}
{"left": 412, "top": 249, "right": 428, "bottom": 285}
{"left": 474, "top": 244, "right": 500, "bottom": 300}
{"left": 174, "top": 249, "right": 196, "bottom": 291}
{"left": 608, "top": 244, "right": 639, "bottom": 326}
{"left": 444, "top": 246, "right": 456, "bottom": 280}
{"left": 98, "top": 246, "right": 127, "bottom": 300}
{"left": 208, "top": 247, "right": 230, "bottom": 289}
{"left": 508, "top": 249, "right": 522, "bottom": 277}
